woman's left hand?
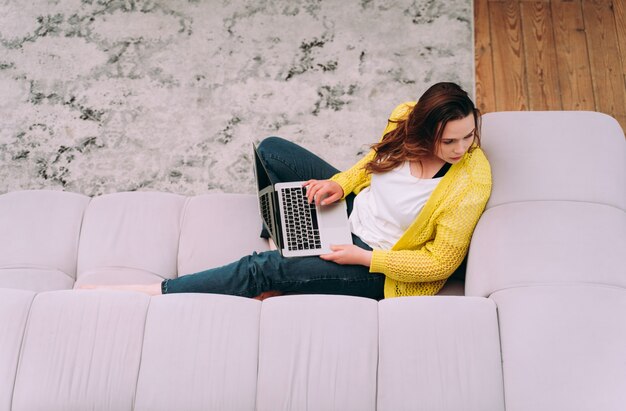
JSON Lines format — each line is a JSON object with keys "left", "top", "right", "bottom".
{"left": 320, "top": 245, "right": 372, "bottom": 267}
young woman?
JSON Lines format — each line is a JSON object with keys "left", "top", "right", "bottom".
{"left": 88, "top": 82, "right": 491, "bottom": 300}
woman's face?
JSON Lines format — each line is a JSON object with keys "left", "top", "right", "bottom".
{"left": 434, "top": 114, "right": 476, "bottom": 164}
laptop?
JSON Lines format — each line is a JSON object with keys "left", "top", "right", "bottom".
{"left": 253, "top": 144, "right": 353, "bottom": 257}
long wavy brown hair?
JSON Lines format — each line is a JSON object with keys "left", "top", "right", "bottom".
{"left": 365, "top": 82, "right": 481, "bottom": 174}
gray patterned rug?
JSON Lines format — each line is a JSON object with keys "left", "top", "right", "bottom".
{"left": 0, "top": 0, "right": 473, "bottom": 196}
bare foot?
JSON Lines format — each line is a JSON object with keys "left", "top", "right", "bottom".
{"left": 78, "top": 283, "right": 162, "bottom": 296}
{"left": 267, "top": 238, "right": 277, "bottom": 251}
{"left": 253, "top": 290, "right": 283, "bottom": 301}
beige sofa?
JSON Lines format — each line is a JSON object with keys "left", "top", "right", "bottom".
{"left": 1, "top": 111, "right": 624, "bottom": 410}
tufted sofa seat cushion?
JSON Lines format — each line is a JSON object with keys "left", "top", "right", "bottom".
{"left": 0, "top": 288, "right": 506, "bottom": 411}
{"left": 490, "top": 285, "right": 626, "bottom": 411}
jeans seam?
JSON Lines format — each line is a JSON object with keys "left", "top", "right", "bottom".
{"left": 242, "top": 274, "right": 383, "bottom": 297}
{"left": 271, "top": 275, "right": 384, "bottom": 286}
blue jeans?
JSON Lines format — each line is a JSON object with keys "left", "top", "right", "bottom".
{"left": 162, "top": 136, "right": 386, "bottom": 300}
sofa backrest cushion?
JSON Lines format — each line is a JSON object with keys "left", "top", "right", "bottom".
{"left": 480, "top": 111, "right": 625, "bottom": 210}
{"left": 0, "top": 268, "right": 75, "bottom": 292}
{"left": 377, "top": 296, "right": 505, "bottom": 411}
{"left": 466, "top": 202, "right": 626, "bottom": 296}
{"left": 466, "top": 111, "right": 626, "bottom": 296}
{"left": 178, "top": 193, "right": 269, "bottom": 275}
{"left": 0, "top": 190, "right": 90, "bottom": 287}
{"left": 76, "top": 192, "right": 187, "bottom": 282}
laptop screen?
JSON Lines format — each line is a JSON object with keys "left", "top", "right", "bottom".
{"left": 253, "top": 144, "right": 273, "bottom": 190}
{"left": 252, "top": 144, "right": 283, "bottom": 250}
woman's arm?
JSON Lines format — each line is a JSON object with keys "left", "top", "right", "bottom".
{"left": 320, "top": 244, "right": 372, "bottom": 266}
{"left": 370, "top": 179, "right": 491, "bottom": 282}
{"left": 329, "top": 149, "right": 375, "bottom": 199}
{"left": 319, "top": 178, "right": 489, "bottom": 272}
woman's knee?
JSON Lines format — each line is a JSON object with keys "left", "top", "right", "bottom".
{"left": 257, "top": 136, "right": 291, "bottom": 156}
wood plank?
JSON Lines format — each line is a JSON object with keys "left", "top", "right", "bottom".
{"left": 614, "top": 0, "right": 626, "bottom": 76}
{"left": 582, "top": 0, "right": 626, "bottom": 116}
{"left": 551, "top": 0, "right": 595, "bottom": 110}
{"left": 520, "top": 1, "right": 562, "bottom": 110}
{"left": 489, "top": 0, "right": 528, "bottom": 110}
{"left": 474, "top": 0, "right": 496, "bottom": 113}
{"left": 615, "top": 115, "right": 626, "bottom": 134}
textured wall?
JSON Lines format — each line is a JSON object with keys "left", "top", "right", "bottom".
{"left": 0, "top": 0, "right": 473, "bottom": 196}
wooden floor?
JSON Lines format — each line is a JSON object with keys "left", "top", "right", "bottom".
{"left": 474, "top": 0, "right": 626, "bottom": 133}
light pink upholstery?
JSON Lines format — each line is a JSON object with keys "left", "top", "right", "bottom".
{"left": 76, "top": 267, "right": 169, "bottom": 286}
{"left": 479, "top": 111, "right": 625, "bottom": 210}
{"left": 491, "top": 285, "right": 626, "bottom": 411}
{"left": 466, "top": 202, "right": 625, "bottom": 297}
{"left": 377, "top": 296, "right": 505, "bottom": 411}
{"left": 12, "top": 290, "right": 150, "bottom": 411}
{"left": 256, "top": 295, "right": 379, "bottom": 411}
{"left": 178, "top": 193, "right": 269, "bottom": 275}
{"left": 466, "top": 111, "right": 625, "bottom": 296}
{"left": 0, "top": 190, "right": 90, "bottom": 291}
{"left": 464, "top": 111, "right": 626, "bottom": 410}
{"left": 75, "top": 192, "right": 187, "bottom": 287}
{"left": 0, "top": 268, "right": 74, "bottom": 292}
{"left": 134, "top": 294, "right": 261, "bottom": 411}
{"left": 0, "top": 289, "right": 35, "bottom": 411}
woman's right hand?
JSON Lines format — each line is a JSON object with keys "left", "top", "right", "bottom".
{"left": 303, "top": 179, "right": 344, "bottom": 206}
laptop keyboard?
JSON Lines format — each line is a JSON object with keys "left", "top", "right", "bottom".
{"left": 281, "top": 186, "right": 322, "bottom": 251}
{"left": 259, "top": 192, "right": 272, "bottom": 235}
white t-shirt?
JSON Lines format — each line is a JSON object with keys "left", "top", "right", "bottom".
{"left": 349, "top": 161, "right": 442, "bottom": 250}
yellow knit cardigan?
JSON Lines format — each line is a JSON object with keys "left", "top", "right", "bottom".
{"left": 330, "top": 102, "right": 492, "bottom": 298}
